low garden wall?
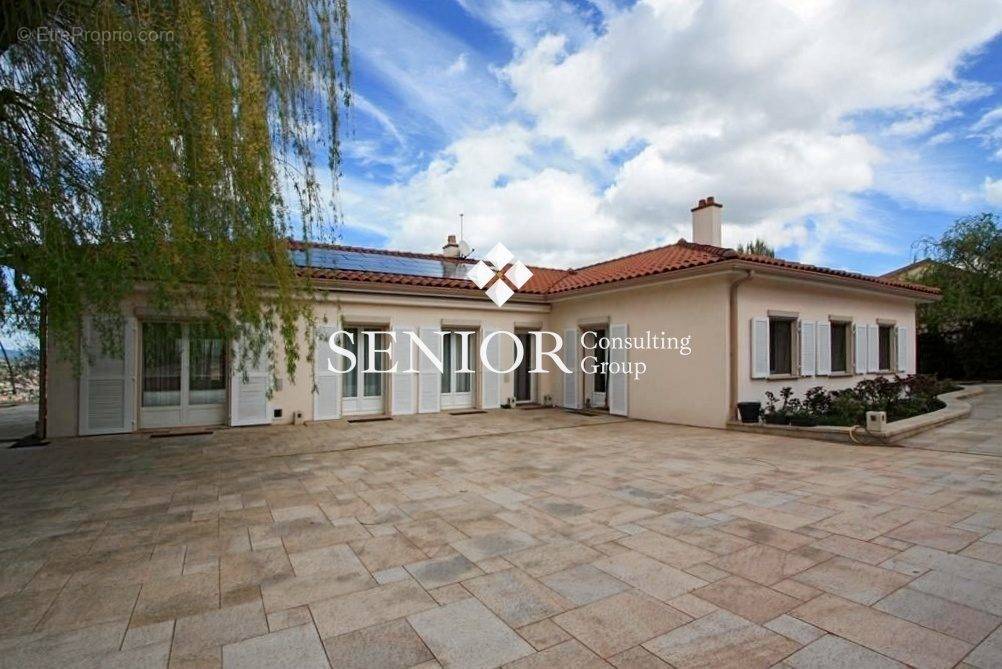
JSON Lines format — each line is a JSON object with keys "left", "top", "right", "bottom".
{"left": 727, "top": 385, "right": 984, "bottom": 446}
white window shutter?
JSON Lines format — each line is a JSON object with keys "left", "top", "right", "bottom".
{"left": 867, "top": 324, "right": 879, "bottom": 372}
{"left": 854, "top": 325, "right": 867, "bottom": 374}
{"left": 816, "top": 321, "right": 831, "bottom": 376}
{"left": 314, "top": 325, "right": 341, "bottom": 421}
{"left": 608, "top": 323, "right": 629, "bottom": 416}
{"left": 418, "top": 327, "right": 442, "bottom": 413}
{"left": 562, "top": 328, "right": 579, "bottom": 408}
{"left": 799, "top": 320, "right": 816, "bottom": 377}
{"left": 481, "top": 330, "right": 501, "bottom": 409}
{"left": 897, "top": 326, "right": 909, "bottom": 374}
{"left": 751, "top": 318, "right": 769, "bottom": 379}
{"left": 230, "top": 336, "right": 271, "bottom": 426}
{"left": 79, "top": 316, "right": 136, "bottom": 435}
{"left": 391, "top": 326, "right": 415, "bottom": 415}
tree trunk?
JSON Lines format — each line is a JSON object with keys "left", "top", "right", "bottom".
{"left": 0, "top": 339, "right": 15, "bottom": 396}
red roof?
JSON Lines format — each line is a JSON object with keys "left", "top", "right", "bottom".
{"left": 291, "top": 239, "right": 939, "bottom": 299}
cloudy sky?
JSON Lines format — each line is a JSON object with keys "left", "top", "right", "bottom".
{"left": 333, "top": 0, "right": 1002, "bottom": 274}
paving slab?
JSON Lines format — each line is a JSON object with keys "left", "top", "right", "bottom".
{"left": 323, "top": 619, "right": 433, "bottom": 669}
{"left": 408, "top": 597, "right": 534, "bottom": 669}
{"left": 553, "top": 589, "right": 690, "bottom": 658}
{"left": 222, "top": 623, "right": 329, "bottom": 669}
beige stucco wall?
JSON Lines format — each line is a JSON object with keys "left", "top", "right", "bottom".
{"left": 269, "top": 292, "right": 550, "bottom": 423}
{"left": 735, "top": 275, "right": 918, "bottom": 407}
{"left": 546, "top": 274, "right": 732, "bottom": 428}
{"left": 45, "top": 271, "right": 923, "bottom": 437}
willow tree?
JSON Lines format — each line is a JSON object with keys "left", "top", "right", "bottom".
{"left": 0, "top": 0, "right": 350, "bottom": 375}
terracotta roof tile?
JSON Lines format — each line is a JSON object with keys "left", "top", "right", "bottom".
{"left": 289, "top": 238, "right": 938, "bottom": 299}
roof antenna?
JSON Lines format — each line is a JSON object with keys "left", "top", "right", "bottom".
{"left": 458, "top": 212, "right": 471, "bottom": 257}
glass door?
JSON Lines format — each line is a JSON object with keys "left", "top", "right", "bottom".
{"left": 441, "top": 331, "right": 474, "bottom": 409}
{"left": 514, "top": 332, "right": 534, "bottom": 403}
{"left": 586, "top": 327, "right": 608, "bottom": 409}
{"left": 341, "top": 328, "right": 385, "bottom": 415}
{"left": 141, "top": 322, "right": 227, "bottom": 428}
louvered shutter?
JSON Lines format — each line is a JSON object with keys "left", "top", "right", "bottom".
{"left": 314, "top": 325, "right": 341, "bottom": 421}
{"left": 562, "top": 328, "right": 579, "bottom": 408}
{"left": 896, "top": 326, "right": 909, "bottom": 374}
{"left": 854, "top": 325, "right": 867, "bottom": 374}
{"left": 751, "top": 318, "right": 769, "bottom": 379}
{"left": 79, "top": 316, "right": 136, "bottom": 435}
{"left": 392, "top": 327, "right": 415, "bottom": 415}
{"left": 799, "top": 320, "right": 816, "bottom": 377}
{"left": 867, "top": 324, "right": 879, "bottom": 372}
{"left": 816, "top": 321, "right": 831, "bottom": 376}
{"left": 608, "top": 323, "right": 629, "bottom": 416}
{"left": 418, "top": 327, "right": 442, "bottom": 413}
{"left": 481, "top": 330, "right": 501, "bottom": 409}
{"left": 230, "top": 336, "right": 270, "bottom": 426}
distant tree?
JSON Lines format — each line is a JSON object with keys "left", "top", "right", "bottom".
{"left": 736, "top": 239, "right": 775, "bottom": 257}
{"left": 0, "top": 1, "right": 351, "bottom": 375}
{"left": 915, "top": 213, "right": 1001, "bottom": 379}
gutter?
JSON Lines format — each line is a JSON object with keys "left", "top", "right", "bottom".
{"left": 728, "top": 269, "right": 754, "bottom": 421}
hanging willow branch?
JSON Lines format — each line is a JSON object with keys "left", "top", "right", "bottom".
{"left": 0, "top": 0, "right": 350, "bottom": 375}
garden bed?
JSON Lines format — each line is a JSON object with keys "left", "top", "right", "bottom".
{"left": 728, "top": 385, "right": 983, "bottom": 445}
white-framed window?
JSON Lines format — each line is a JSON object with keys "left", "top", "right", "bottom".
{"left": 830, "top": 319, "right": 851, "bottom": 374}
{"left": 878, "top": 323, "right": 894, "bottom": 372}
{"left": 768, "top": 315, "right": 797, "bottom": 376}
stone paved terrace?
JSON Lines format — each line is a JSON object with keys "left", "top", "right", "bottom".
{"left": 1, "top": 401, "right": 1001, "bottom": 668}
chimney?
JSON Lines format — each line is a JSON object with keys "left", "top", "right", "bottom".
{"left": 442, "top": 234, "right": 461, "bottom": 258}
{"left": 691, "top": 196, "right": 722, "bottom": 246}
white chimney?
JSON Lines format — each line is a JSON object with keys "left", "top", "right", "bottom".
{"left": 442, "top": 234, "right": 460, "bottom": 257}
{"left": 691, "top": 196, "right": 722, "bottom": 246}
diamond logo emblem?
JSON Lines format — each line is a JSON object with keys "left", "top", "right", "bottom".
{"left": 465, "top": 242, "right": 533, "bottom": 307}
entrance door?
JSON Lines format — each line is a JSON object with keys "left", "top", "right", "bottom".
{"left": 441, "top": 331, "right": 475, "bottom": 409}
{"left": 514, "top": 332, "right": 534, "bottom": 403}
{"left": 585, "top": 327, "right": 608, "bottom": 409}
{"left": 342, "top": 328, "right": 385, "bottom": 416}
{"left": 141, "top": 322, "right": 227, "bottom": 429}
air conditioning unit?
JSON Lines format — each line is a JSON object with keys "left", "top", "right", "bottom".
{"left": 866, "top": 411, "right": 887, "bottom": 435}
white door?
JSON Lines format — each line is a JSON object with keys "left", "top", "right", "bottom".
{"left": 141, "top": 322, "right": 227, "bottom": 429}
{"left": 441, "top": 331, "right": 475, "bottom": 409}
{"left": 341, "top": 328, "right": 385, "bottom": 416}
{"left": 585, "top": 327, "right": 608, "bottom": 409}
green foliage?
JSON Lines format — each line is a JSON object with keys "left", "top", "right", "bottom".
{"left": 916, "top": 213, "right": 1002, "bottom": 327}
{"left": 0, "top": 0, "right": 351, "bottom": 375}
{"left": 762, "top": 375, "right": 957, "bottom": 426}
{"left": 736, "top": 238, "right": 775, "bottom": 257}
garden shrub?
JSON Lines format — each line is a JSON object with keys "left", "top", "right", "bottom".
{"left": 761, "top": 374, "right": 956, "bottom": 427}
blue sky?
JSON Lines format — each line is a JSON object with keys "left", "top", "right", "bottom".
{"left": 333, "top": 0, "right": 1002, "bottom": 274}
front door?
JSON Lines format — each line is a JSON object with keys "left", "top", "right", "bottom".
{"left": 141, "top": 322, "right": 227, "bottom": 429}
{"left": 342, "top": 328, "right": 385, "bottom": 415}
{"left": 514, "top": 332, "right": 534, "bottom": 403}
{"left": 585, "top": 327, "right": 608, "bottom": 409}
{"left": 441, "top": 331, "right": 475, "bottom": 409}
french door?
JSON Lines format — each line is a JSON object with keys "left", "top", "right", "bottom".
{"left": 514, "top": 332, "right": 534, "bottom": 403}
{"left": 141, "top": 322, "right": 227, "bottom": 428}
{"left": 585, "top": 327, "right": 608, "bottom": 409}
{"left": 342, "top": 328, "right": 385, "bottom": 415}
{"left": 440, "top": 331, "right": 475, "bottom": 409}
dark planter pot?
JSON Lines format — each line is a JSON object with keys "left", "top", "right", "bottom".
{"left": 789, "top": 414, "right": 819, "bottom": 427}
{"left": 736, "top": 402, "right": 761, "bottom": 423}
{"left": 763, "top": 413, "right": 789, "bottom": 425}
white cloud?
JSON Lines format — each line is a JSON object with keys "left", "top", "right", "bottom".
{"left": 985, "top": 176, "right": 1002, "bottom": 205}
{"left": 345, "top": 0, "right": 1002, "bottom": 267}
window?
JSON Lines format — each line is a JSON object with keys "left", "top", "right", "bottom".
{"left": 878, "top": 324, "right": 893, "bottom": 371}
{"left": 831, "top": 321, "right": 850, "bottom": 373}
{"left": 769, "top": 317, "right": 795, "bottom": 375}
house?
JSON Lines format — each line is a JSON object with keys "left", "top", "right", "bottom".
{"left": 47, "top": 197, "right": 939, "bottom": 437}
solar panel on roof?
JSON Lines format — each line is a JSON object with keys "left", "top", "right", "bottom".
{"left": 290, "top": 247, "right": 471, "bottom": 279}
